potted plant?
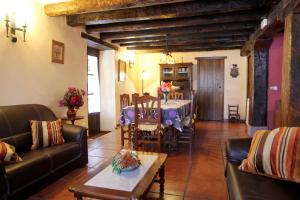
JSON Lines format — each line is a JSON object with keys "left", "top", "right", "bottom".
{"left": 59, "top": 87, "right": 86, "bottom": 118}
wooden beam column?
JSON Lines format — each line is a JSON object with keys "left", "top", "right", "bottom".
{"left": 281, "top": 12, "right": 300, "bottom": 126}
{"left": 249, "top": 48, "right": 269, "bottom": 127}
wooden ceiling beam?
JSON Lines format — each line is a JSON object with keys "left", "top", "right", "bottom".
{"left": 67, "top": 0, "right": 268, "bottom": 26}
{"left": 45, "top": 0, "right": 192, "bottom": 17}
{"left": 127, "top": 42, "right": 243, "bottom": 52}
{"left": 127, "top": 41, "right": 245, "bottom": 50}
{"left": 120, "top": 36, "right": 248, "bottom": 47}
{"left": 100, "top": 22, "right": 258, "bottom": 40}
{"left": 81, "top": 32, "right": 118, "bottom": 50}
{"left": 241, "top": 0, "right": 300, "bottom": 56}
{"left": 86, "top": 10, "right": 264, "bottom": 33}
{"left": 111, "top": 30, "right": 252, "bottom": 44}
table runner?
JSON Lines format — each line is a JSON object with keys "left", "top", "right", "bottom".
{"left": 85, "top": 154, "right": 158, "bottom": 192}
{"left": 120, "top": 100, "right": 191, "bottom": 132}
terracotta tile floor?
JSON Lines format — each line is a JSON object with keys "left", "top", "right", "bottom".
{"left": 29, "top": 121, "right": 248, "bottom": 200}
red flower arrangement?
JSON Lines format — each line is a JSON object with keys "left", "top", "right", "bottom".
{"left": 159, "top": 81, "right": 174, "bottom": 94}
{"left": 59, "top": 87, "right": 86, "bottom": 110}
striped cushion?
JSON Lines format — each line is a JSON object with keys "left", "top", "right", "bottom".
{"left": 239, "top": 128, "right": 300, "bottom": 182}
{"left": 30, "top": 119, "right": 64, "bottom": 150}
{"left": 0, "top": 141, "right": 22, "bottom": 164}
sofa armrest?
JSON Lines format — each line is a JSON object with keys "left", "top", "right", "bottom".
{"left": 62, "top": 124, "right": 87, "bottom": 143}
{"left": 225, "top": 138, "right": 252, "bottom": 164}
{"left": 62, "top": 124, "right": 88, "bottom": 166}
{"left": 0, "top": 161, "right": 8, "bottom": 200}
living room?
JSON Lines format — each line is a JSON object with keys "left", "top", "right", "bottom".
{"left": 1, "top": 0, "right": 300, "bottom": 200}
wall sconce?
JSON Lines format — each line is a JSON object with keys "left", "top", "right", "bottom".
{"left": 4, "top": 14, "right": 27, "bottom": 43}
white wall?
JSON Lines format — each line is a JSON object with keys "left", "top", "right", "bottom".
{"left": 100, "top": 50, "right": 117, "bottom": 131}
{"left": 0, "top": 0, "right": 88, "bottom": 127}
{"left": 136, "top": 50, "right": 248, "bottom": 120}
{"left": 115, "top": 48, "right": 139, "bottom": 125}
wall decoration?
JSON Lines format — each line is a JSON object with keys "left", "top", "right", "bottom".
{"left": 230, "top": 64, "right": 239, "bottom": 78}
{"left": 118, "top": 59, "right": 126, "bottom": 82}
{"left": 52, "top": 40, "right": 65, "bottom": 64}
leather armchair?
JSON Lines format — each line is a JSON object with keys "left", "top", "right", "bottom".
{"left": 225, "top": 138, "right": 300, "bottom": 200}
{"left": 0, "top": 162, "right": 8, "bottom": 200}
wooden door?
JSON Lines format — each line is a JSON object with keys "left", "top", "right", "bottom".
{"left": 197, "top": 58, "right": 224, "bottom": 121}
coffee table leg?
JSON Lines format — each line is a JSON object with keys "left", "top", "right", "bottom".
{"left": 159, "top": 165, "right": 165, "bottom": 195}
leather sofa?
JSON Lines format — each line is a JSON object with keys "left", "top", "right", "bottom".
{"left": 0, "top": 104, "right": 88, "bottom": 200}
{"left": 225, "top": 138, "right": 300, "bottom": 200}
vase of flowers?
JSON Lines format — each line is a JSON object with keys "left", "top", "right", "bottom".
{"left": 59, "top": 87, "right": 86, "bottom": 118}
{"left": 160, "top": 81, "right": 174, "bottom": 104}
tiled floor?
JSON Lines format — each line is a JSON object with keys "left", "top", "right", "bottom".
{"left": 29, "top": 121, "right": 248, "bottom": 200}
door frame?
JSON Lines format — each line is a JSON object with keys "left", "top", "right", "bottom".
{"left": 87, "top": 46, "right": 101, "bottom": 133}
{"left": 195, "top": 56, "right": 226, "bottom": 121}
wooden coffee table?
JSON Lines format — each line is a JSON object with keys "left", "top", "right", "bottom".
{"left": 69, "top": 152, "right": 167, "bottom": 200}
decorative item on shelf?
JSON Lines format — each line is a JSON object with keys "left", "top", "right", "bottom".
{"left": 112, "top": 149, "right": 141, "bottom": 174}
{"left": 52, "top": 40, "right": 65, "bottom": 64}
{"left": 230, "top": 64, "right": 239, "bottom": 78}
{"left": 59, "top": 87, "right": 86, "bottom": 118}
{"left": 118, "top": 59, "right": 126, "bottom": 82}
{"left": 160, "top": 34, "right": 175, "bottom": 64}
{"left": 159, "top": 81, "right": 174, "bottom": 104}
{"left": 4, "top": 14, "right": 27, "bottom": 43}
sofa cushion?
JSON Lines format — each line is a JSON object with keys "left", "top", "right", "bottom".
{"left": 38, "top": 142, "right": 80, "bottom": 170}
{"left": 239, "top": 128, "right": 300, "bottom": 183}
{"left": 30, "top": 119, "right": 64, "bottom": 150}
{"left": 0, "top": 141, "right": 22, "bottom": 164}
{"left": 227, "top": 162, "right": 300, "bottom": 200}
{"left": 5, "top": 150, "right": 52, "bottom": 193}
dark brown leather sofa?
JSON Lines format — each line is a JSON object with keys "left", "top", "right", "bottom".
{"left": 225, "top": 138, "right": 300, "bottom": 200}
{"left": 0, "top": 104, "right": 88, "bottom": 200}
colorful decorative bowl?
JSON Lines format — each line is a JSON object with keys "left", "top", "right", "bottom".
{"left": 112, "top": 149, "right": 141, "bottom": 174}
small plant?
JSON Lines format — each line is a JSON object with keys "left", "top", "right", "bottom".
{"left": 59, "top": 87, "right": 86, "bottom": 109}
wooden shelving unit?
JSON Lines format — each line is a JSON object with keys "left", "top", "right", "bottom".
{"left": 160, "top": 63, "right": 193, "bottom": 99}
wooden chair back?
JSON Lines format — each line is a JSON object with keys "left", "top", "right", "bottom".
{"left": 131, "top": 93, "right": 139, "bottom": 105}
{"left": 228, "top": 105, "right": 239, "bottom": 115}
{"left": 134, "top": 95, "right": 161, "bottom": 127}
{"left": 169, "top": 92, "right": 184, "bottom": 100}
{"left": 120, "top": 94, "right": 130, "bottom": 110}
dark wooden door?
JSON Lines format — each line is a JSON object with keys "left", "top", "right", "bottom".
{"left": 197, "top": 58, "right": 224, "bottom": 121}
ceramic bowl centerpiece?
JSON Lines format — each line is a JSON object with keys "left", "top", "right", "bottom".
{"left": 59, "top": 87, "right": 86, "bottom": 118}
{"left": 112, "top": 149, "right": 141, "bottom": 174}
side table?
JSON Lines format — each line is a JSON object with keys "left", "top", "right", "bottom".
{"left": 61, "top": 116, "right": 84, "bottom": 125}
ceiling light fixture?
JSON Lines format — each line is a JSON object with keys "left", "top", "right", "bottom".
{"left": 160, "top": 35, "right": 175, "bottom": 64}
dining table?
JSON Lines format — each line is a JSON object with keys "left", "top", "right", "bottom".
{"left": 119, "top": 99, "right": 191, "bottom": 132}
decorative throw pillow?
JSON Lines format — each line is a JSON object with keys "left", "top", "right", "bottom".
{"left": 0, "top": 141, "right": 22, "bottom": 164}
{"left": 239, "top": 128, "right": 300, "bottom": 183}
{"left": 30, "top": 119, "right": 64, "bottom": 150}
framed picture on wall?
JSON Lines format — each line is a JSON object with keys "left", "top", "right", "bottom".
{"left": 52, "top": 40, "right": 65, "bottom": 64}
{"left": 118, "top": 59, "right": 126, "bottom": 82}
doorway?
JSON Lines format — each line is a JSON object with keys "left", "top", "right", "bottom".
{"left": 87, "top": 47, "right": 101, "bottom": 133}
{"left": 196, "top": 57, "right": 225, "bottom": 121}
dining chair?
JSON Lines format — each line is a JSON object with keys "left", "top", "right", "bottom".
{"left": 169, "top": 92, "right": 184, "bottom": 100}
{"left": 177, "top": 90, "right": 197, "bottom": 153}
{"left": 133, "top": 95, "right": 162, "bottom": 152}
{"left": 120, "top": 94, "right": 132, "bottom": 147}
{"left": 131, "top": 93, "right": 139, "bottom": 105}
{"left": 228, "top": 104, "right": 240, "bottom": 122}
